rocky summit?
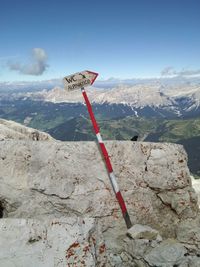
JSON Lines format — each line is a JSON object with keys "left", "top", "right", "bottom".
{"left": 0, "top": 120, "right": 200, "bottom": 267}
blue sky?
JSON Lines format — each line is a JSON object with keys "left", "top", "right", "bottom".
{"left": 0, "top": 0, "right": 200, "bottom": 82}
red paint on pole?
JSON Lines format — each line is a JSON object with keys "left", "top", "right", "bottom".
{"left": 82, "top": 90, "right": 113, "bottom": 172}
{"left": 116, "top": 191, "right": 127, "bottom": 215}
{"left": 82, "top": 90, "right": 99, "bottom": 134}
{"left": 81, "top": 87, "right": 132, "bottom": 229}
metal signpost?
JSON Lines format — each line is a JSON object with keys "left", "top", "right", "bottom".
{"left": 63, "top": 70, "right": 132, "bottom": 229}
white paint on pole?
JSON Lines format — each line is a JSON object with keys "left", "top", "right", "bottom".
{"left": 109, "top": 172, "right": 120, "bottom": 194}
{"left": 96, "top": 133, "right": 103, "bottom": 143}
{"left": 63, "top": 70, "right": 98, "bottom": 91}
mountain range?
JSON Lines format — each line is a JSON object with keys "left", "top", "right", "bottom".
{"left": 0, "top": 79, "right": 199, "bottom": 178}
{"left": 29, "top": 82, "right": 200, "bottom": 119}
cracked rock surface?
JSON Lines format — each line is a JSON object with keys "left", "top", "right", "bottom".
{"left": 0, "top": 122, "right": 200, "bottom": 266}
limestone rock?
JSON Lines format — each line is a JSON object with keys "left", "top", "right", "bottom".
{"left": 142, "top": 144, "right": 191, "bottom": 190}
{"left": 127, "top": 224, "right": 161, "bottom": 240}
{"left": 188, "top": 257, "right": 200, "bottom": 267}
{"left": 176, "top": 216, "right": 200, "bottom": 246}
{"left": 0, "top": 141, "right": 196, "bottom": 236}
{"left": 0, "top": 129, "right": 200, "bottom": 266}
{"left": 191, "top": 176, "right": 200, "bottom": 207}
{"left": 144, "top": 239, "right": 188, "bottom": 267}
{"left": 158, "top": 187, "right": 198, "bottom": 219}
{"left": 124, "top": 237, "right": 159, "bottom": 262}
{"left": 0, "top": 218, "right": 108, "bottom": 267}
{"left": 0, "top": 119, "right": 54, "bottom": 141}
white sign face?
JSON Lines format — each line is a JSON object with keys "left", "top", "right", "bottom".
{"left": 63, "top": 70, "right": 98, "bottom": 91}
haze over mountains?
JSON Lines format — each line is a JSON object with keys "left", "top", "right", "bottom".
{"left": 1, "top": 75, "right": 200, "bottom": 90}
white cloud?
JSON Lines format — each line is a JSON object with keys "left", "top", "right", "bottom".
{"left": 161, "top": 66, "right": 174, "bottom": 76}
{"left": 161, "top": 66, "right": 200, "bottom": 77}
{"left": 7, "top": 48, "right": 48, "bottom": 76}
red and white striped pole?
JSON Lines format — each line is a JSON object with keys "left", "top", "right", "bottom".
{"left": 81, "top": 87, "right": 132, "bottom": 229}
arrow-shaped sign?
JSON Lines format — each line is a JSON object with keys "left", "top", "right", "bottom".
{"left": 63, "top": 70, "right": 98, "bottom": 91}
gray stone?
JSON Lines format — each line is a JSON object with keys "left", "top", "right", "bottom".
{"left": 0, "top": 217, "right": 108, "bottom": 267}
{"left": 127, "top": 224, "right": 160, "bottom": 240}
{"left": 142, "top": 143, "right": 191, "bottom": 190}
{"left": 144, "top": 239, "right": 188, "bottom": 267}
{"left": 0, "top": 139, "right": 195, "bottom": 239}
{"left": 158, "top": 187, "right": 198, "bottom": 219}
{"left": 191, "top": 176, "right": 200, "bottom": 207}
{"left": 124, "top": 237, "right": 154, "bottom": 260}
{"left": 176, "top": 216, "right": 200, "bottom": 245}
{"left": 188, "top": 257, "right": 200, "bottom": 267}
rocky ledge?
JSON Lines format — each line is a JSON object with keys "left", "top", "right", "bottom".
{"left": 0, "top": 119, "right": 53, "bottom": 141}
{"left": 0, "top": 122, "right": 200, "bottom": 266}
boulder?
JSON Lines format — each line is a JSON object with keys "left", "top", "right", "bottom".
{"left": 0, "top": 129, "right": 199, "bottom": 266}
{"left": 127, "top": 224, "right": 161, "bottom": 240}
{"left": 144, "top": 239, "right": 188, "bottom": 267}
{"left": 0, "top": 141, "right": 197, "bottom": 235}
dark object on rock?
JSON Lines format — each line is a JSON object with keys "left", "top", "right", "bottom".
{"left": 131, "top": 136, "right": 138, "bottom": 141}
{"left": 0, "top": 203, "right": 4, "bottom": 218}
